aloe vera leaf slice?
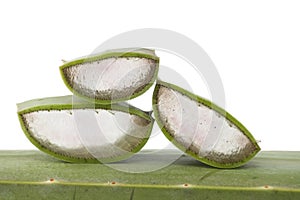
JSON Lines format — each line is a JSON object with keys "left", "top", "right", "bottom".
{"left": 17, "top": 96, "right": 154, "bottom": 163}
{"left": 152, "top": 81, "right": 261, "bottom": 168}
{"left": 60, "top": 48, "right": 159, "bottom": 104}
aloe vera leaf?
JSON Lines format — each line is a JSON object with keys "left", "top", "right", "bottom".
{"left": 17, "top": 96, "right": 154, "bottom": 163}
{"left": 0, "top": 151, "right": 299, "bottom": 199}
{"left": 152, "top": 80, "right": 261, "bottom": 168}
{"left": 60, "top": 48, "right": 159, "bottom": 104}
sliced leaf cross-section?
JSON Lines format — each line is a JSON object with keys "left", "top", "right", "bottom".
{"left": 60, "top": 48, "right": 159, "bottom": 104}
{"left": 17, "top": 96, "right": 154, "bottom": 163}
{"left": 152, "top": 81, "right": 260, "bottom": 168}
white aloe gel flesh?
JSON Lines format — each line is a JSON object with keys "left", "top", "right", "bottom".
{"left": 61, "top": 48, "right": 158, "bottom": 101}
{"left": 21, "top": 109, "right": 152, "bottom": 161}
{"left": 155, "top": 84, "right": 259, "bottom": 165}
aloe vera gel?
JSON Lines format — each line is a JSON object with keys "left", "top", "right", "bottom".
{"left": 17, "top": 47, "right": 260, "bottom": 167}
{"left": 18, "top": 96, "right": 153, "bottom": 163}
{"left": 60, "top": 48, "right": 159, "bottom": 103}
{"left": 153, "top": 81, "right": 260, "bottom": 168}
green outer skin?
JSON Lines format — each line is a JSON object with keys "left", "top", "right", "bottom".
{"left": 0, "top": 151, "right": 299, "bottom": 199}
{"left": 17, "top": 96, "right": 154, "bottom": 163}
{"left": 59, "top": 49, "right": 160, "bottom": 104}
{"left": 152, "top": 80, "right": 261, "bottom": 169}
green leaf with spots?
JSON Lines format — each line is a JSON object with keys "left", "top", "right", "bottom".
{"left": 0, "top": 151, "right": 300, "bottom": 199}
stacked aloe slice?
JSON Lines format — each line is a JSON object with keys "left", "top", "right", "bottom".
{"left": 17, "top": 48, "right": 260, "bottom": 168}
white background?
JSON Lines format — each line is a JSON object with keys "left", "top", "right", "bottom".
{"left": 0, "top": 0, "right": 299, "bottom": 151}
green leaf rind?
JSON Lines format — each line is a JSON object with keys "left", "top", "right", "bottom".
{"left": 1, "top": 151, "right": 300, "bottom": 199}
{"left": 152, "top": 80, "right": 261, "bottom": 169}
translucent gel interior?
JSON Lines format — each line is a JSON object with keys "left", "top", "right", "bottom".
{"left": 156, "top": 86, "right": 256, "bottom": 164}
{"left": 23, "top": 109, "right": 151, "bottom": 160}
{"left": 63, "top": 57, "right": 157, "bottom": 100}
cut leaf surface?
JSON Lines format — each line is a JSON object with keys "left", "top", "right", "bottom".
{"left": 60, "top": 48, "right": 159, "bottom": 103}
{"left": 153, "top": 81, "right": 260, "bottom": 168}
{"left": 17, "top": 96, "right": 153, "bottom": 163}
